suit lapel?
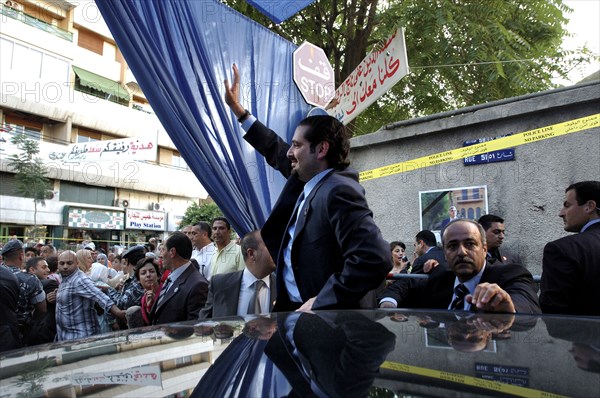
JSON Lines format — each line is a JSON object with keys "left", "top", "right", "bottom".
{"left": 293, "top": 170, "right": 334, "bottom": 239}
{"left": 154, "top": 266, "right": 191, "bottom": 313}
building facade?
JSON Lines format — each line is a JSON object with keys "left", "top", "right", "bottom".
{"left": 0, "top": 0, "right": 207, "bottom": 252}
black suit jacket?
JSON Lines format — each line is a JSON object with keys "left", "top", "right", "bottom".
{"left": 0, "top": 266, "right": 21, "bottom": 352}
{"left": 540, "top": 222, "right": 600, "bottom": 316}
{"left": 410, "top": 246, "right": 447, "bottom": 274}
{"left": 245, "top": 121, "right": 391, "bottom": 311}
{"left": 198, "top": 270, "right": 276, "bottom": 319}
{"left": 150, "top": 264, "right": 208, "bottom": 325}
{"left": 379, "top": 262, "right": 541, "bottom": 314}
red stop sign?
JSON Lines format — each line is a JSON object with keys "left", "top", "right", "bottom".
{"left": 293, "top": 42, "right": 335, "bottom": 107}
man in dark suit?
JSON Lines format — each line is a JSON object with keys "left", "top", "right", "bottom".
{"left": 151, "top": 232, "right": 208, "bottom": 325}
{"left": 225, "top": 64, "right": 390, "bottom": 312}
{"left": 199, "top": 230, "right": 276, "bottom": 319}
{"left": 478, "top": 214, "right": 509, "bottom": 264}
{"left": 540, "top": 180, "right": 600, "bottom": 316}
{"left": 410, "top": 230, "right": 446, "bottom": 274}
{"left": 379, "top": 219, "right": 540, "bottom": 314}
{"left": 0, "top": 265, "right": 21, "bottom": 352}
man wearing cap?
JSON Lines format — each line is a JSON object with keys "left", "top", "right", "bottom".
{"left": 107, "top": 245, "right": 146, "bottom": 329}
{"left": 1, "top": 240, "right": 46, "bottom": 341}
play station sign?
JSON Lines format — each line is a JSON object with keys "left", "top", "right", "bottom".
{"left": 293, "top": 42, "right": 335, "bottom": 107}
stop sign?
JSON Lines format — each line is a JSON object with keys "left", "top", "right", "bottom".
{"left": 293, "top": 42, "right": 335, "bottom": 107}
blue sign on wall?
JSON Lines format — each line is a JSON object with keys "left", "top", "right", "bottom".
{"left": 463, "top": 133, "right": 515, "bottom": 165}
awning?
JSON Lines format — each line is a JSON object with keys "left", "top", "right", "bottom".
{"left": 72, "top": 66, "right": 130, "bottom": 101}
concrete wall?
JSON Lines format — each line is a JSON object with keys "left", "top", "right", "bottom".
{"left": 350, "top": 81, "right": 600, "bottom": 275}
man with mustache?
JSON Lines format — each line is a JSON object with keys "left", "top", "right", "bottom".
{"left": 379, "top": 219, "right": 540, "bottom": 313}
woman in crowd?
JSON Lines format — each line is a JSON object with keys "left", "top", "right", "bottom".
{"left": 128, "top": 257, "right": 161, "bottom": 328}
{"left": 390, "top": 241, "right": 411, "bottom": 275}
{"left": 75, "top": 249, "right": 94, "bottom": 273}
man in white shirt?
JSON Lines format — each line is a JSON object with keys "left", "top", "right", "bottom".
{"left": 199, "top": 230, "right": 276, "bottom": 319}
{"left": 190, "top": 221, "right": 216, "bottom": 279}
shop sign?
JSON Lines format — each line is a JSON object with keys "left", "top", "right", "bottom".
{"left": 126, "top": 209, "right": 166, "bottom": 231}
{"left": 66, "top": 208, "right": 124, "bottom": 230}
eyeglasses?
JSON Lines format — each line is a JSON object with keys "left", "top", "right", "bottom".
{"left": 58, "top": 261, "right": 74, "bottom": 266}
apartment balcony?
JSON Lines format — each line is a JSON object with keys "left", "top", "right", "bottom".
{"left": 0, "top": 2, "right": 73, "bottom": 42}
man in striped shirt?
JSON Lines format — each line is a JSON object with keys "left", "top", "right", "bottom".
{"left": 55, "top": 251, "right": 126, "bottom": 341}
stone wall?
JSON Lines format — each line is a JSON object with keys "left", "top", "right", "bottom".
{"left": 350, "top": 81, "right": 600, "bottom": 275}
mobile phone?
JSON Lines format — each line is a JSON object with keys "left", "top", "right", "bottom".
{"left": 401, "top": 256, "right": 408, "bottom": 262}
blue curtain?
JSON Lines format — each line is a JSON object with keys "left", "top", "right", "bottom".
{"left": 95, "top": 0, "right": 311, "bottom": 235}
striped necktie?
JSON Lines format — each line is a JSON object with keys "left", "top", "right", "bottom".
{"left": 450, "top": 283, "right": 469, "bottom": 310}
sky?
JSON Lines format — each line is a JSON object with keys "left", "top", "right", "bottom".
{"left": 555, "top": 0, "right": 600, "bottom": 85}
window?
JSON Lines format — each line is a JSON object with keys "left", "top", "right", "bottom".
{"left": 76, "top": 129, "right": 101, "bottom": 143}
{"left": 77, "top": 27, "right": 103, "bottom": 55}
{"left": 3, "top": 115, "right": 42, "bottom": 141}
{"left": 172, "top": 151, "right": 189, "bottom": 170}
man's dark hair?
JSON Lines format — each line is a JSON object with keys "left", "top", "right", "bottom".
{"left": 25, "top": 247, "right": 38, "bottom": 256}
{"left": 298, "top": 115, "right": 351, "bottom": 169}
{"left": 194, "top": 221, "right": 212, "bottom": 239}
{"left": 26, "top": 256, "right": 44, "bottom": 273}
{"left": 144, "top": 242, "right": 155, "bottom": 252}
{"left": 566, "top": 181, "right": 600, "bottom": 214}
{"left": 415, "top": 230, "right": 437, "bottom": 247}
{"left": 46, "top": 255, "right": 58, "bottom": 273}
{"left": 42, "top": 244, "right": 56, "bottom": 253}
{"left": 478, "top": 214, "right": 505, "bottom": 231}
{"left": 241, "top": 230, "right": 261, "bottom": 262}
{"left": 389, "top": 241, "right": 406, "bottom": 251}
{"left": 212, "top": 217, "right": 231, "bottom": 230}
{"left": 166, "top": 231, "right": 193, "bottom": 260}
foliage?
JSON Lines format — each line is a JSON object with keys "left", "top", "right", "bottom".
{"left": 223, "top": 0, "right": 597, "bottom": 136}
{"left": 7, "top": 133, "right": 52, "bottom": 238}
{"left": 181, "top": 202, "right": 223, "bottom": 227}
{"left": 7, "top": 133, "right": 51, "bottom": 204}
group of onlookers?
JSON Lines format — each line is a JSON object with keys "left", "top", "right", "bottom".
{"left": 1, "top": 58, "right": 598, "bottom": 355}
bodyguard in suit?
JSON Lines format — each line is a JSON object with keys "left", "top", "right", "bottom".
{"left": 224, "top": 64, "right": 391, "bottom": 312}
{"left": 199, "top": 230, "right": 276, "bottom": 319}
{"left": 410, "top": 230, "right": 447, "bottom": 274}
{"left": 540, "top": 180, "right": 600, "bottom": 316}
{"left": 379, "top": 220, "right": 540, "bottom": 314}
{"left": 151, "top": 232, "right": 208, "bottom": 325}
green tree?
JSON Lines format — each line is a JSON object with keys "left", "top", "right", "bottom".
{"left": 224, "top": 0, "right": 596, "bottom": 135}
{"left": 7, "top": 133, "right": 52, "bottom": 242}
{"left": 181, "top": 202, "right": 223, "bottom": 227}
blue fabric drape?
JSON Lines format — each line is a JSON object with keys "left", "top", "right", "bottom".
{"left": 95, "top": 0, "right": 311, "bottom": 235}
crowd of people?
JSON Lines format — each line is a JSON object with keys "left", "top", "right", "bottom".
{"left": 0, "top": 62, "right": 597, "bottom": 354}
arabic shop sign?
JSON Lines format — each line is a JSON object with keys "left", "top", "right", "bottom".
{"left": 70, "top": 365, "right": 162, "bottom": 387}
{"left": 293, "top": 42, "right": 335, "bottom": 107}
{"left": 66, "top": 208, "right": 124, "bottom": 230}
{"left": 126, "top": 209, "right": 166, "bottom": 231}
{"left": 463, "top": 134, "right": 516, "bottom": 166}
{"left": 328, "top": 27, "right": 409, "bottom": 125}
{"left": 46, "top": 136, "right": 157, "bottom": 163}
